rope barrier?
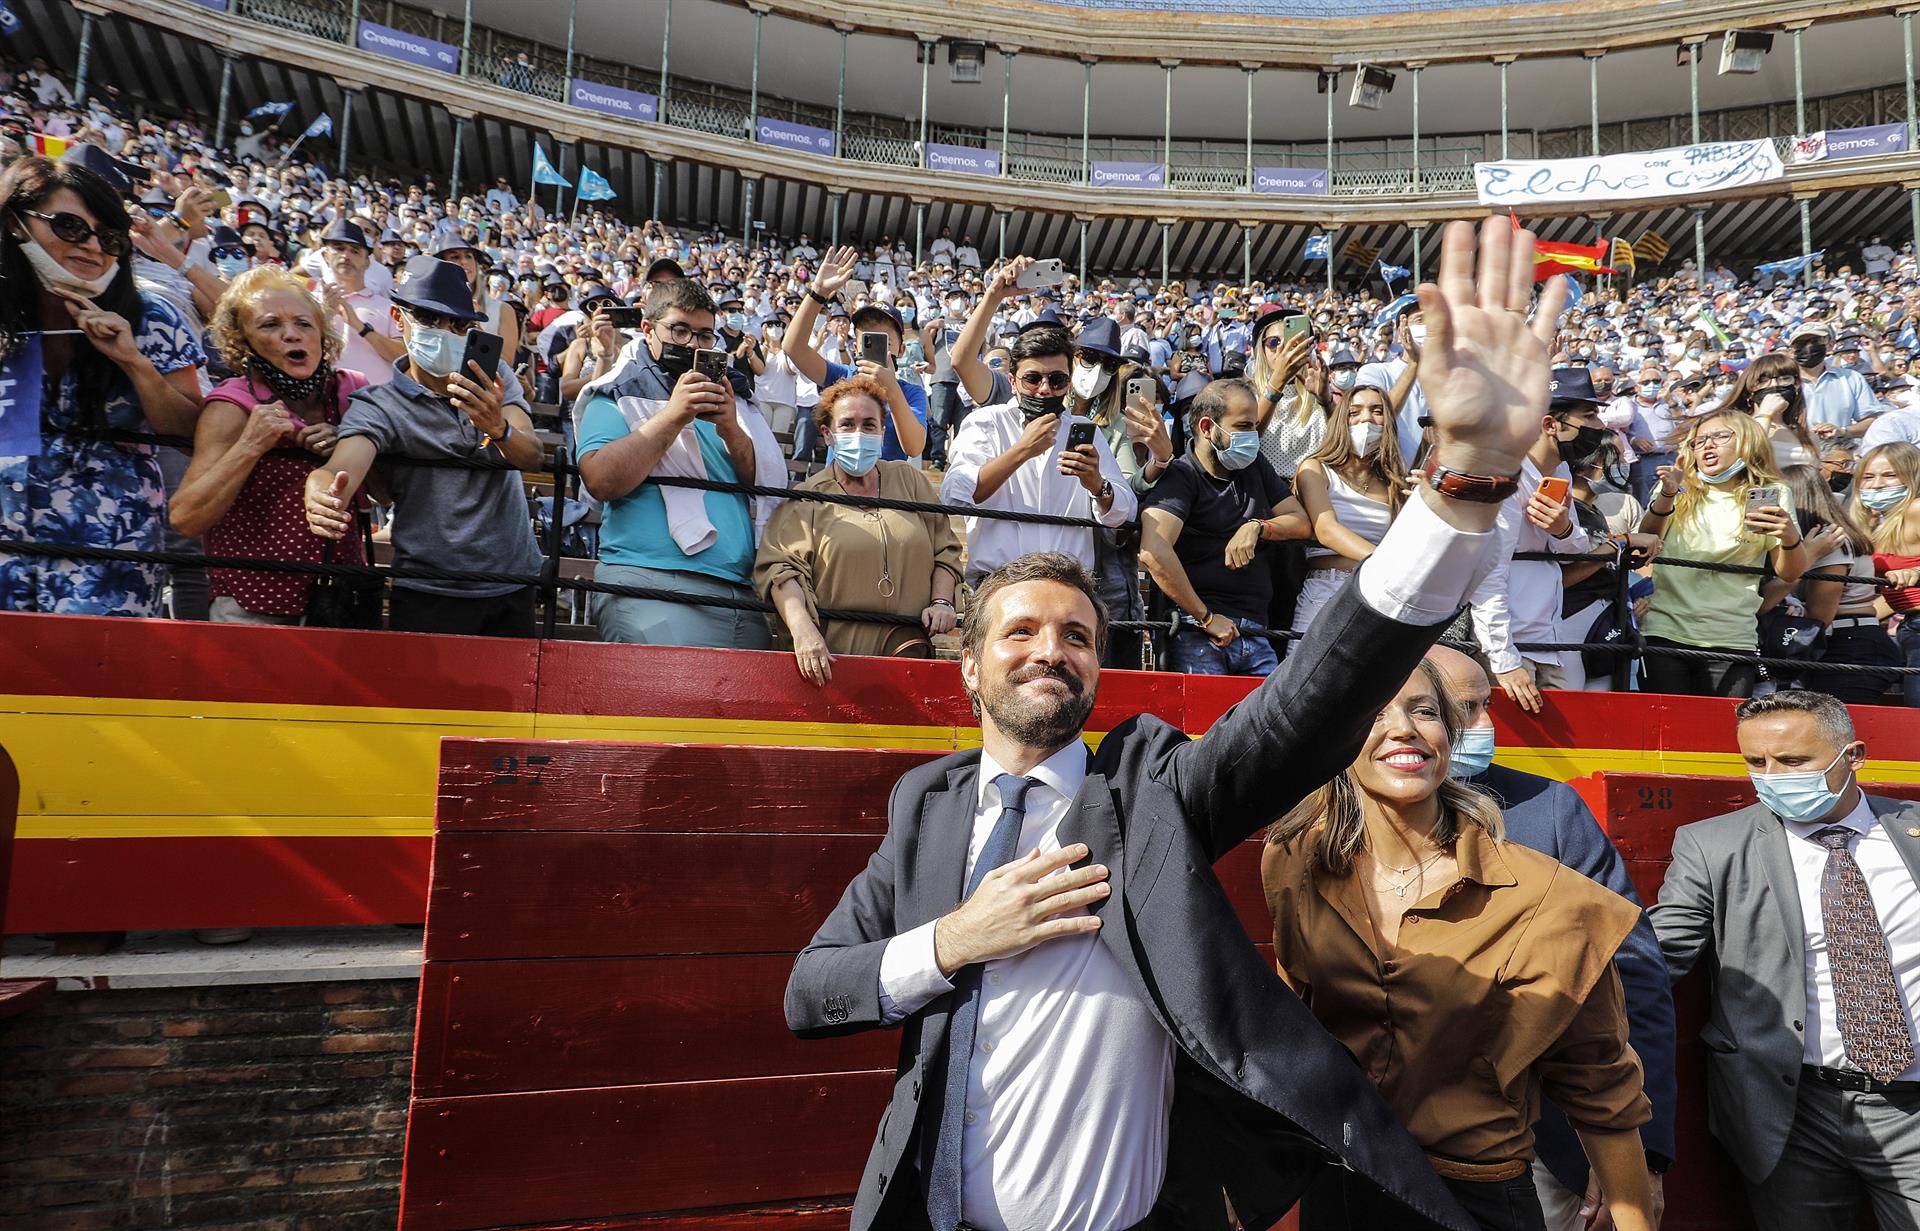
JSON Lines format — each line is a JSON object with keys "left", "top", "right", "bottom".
{"left": 55, "top": 427, "right": 1911, "bottom": 575}
{"left": 4, "top": 537, "right": 1915, "bottom": 675}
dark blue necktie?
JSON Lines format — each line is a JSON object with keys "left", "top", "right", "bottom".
{"left": 926, "top": 773, "right": 1035, "bottom": 1231}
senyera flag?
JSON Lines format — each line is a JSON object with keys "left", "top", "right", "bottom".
{"left": 1534, "top": 239, "right": 1614, "bottom": 281}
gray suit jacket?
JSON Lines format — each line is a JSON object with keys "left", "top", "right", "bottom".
{"left": 1649, "top": 792, "right": 1920, "bottom": 1183}
{"left": 785, "top": 580, "right": 1473, "bottom": 1231}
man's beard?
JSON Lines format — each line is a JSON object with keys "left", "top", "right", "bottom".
{"left": 976, "top": 662, "right": 1095, "bottom": 750}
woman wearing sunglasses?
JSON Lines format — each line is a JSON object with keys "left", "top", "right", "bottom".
{"left": 1247, "top": 306, "right": 1330, "bottom": 480}
{"left": 1637, "top": 411, "right": 1810, "bottom": 697}
{"left": 0, "top": 156, "right": 205, "bottom": 618}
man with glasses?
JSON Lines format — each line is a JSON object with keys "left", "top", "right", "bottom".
{"left": 573, "top": 279, "right": 783, "bottom": 650}
{"left": 304, "top": 256, "right": 545, "bottom": 637}
{"left": 942, "top": 322, "right": 1135, "bottom": 585}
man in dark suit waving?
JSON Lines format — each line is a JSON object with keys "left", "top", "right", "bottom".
{"left": 786, "top": 219, "right": 1570, "bottom": 1231}
{"left": 1653, "top": 689, "right": 1920, "bottom": 1230}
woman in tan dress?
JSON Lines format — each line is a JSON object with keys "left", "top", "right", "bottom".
{"left": 756, "top": 375, "right": 962, "bottom": 685}
{"left": 1261, "top": 660, "right": 1655, "bottom": 1231}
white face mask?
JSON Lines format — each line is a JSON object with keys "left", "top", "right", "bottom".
{"left": 1071, "top": 361, "right": 1112, "bottom": 400}
{"left": 1330, "top": 368, "right": 1357, "bottom": 391}
{"left": 17, "top": 234, "right": 118, "bottom": 297}
{"left": 1349, "top": 421, "right": 1383, "bottom": 453}
{"left": 1407, "top": 324, "right": 1428, "bottom": 348}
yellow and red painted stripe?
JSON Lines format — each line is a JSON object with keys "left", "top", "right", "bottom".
{"left": 5, "top": 611, "right": 1919, "bottom": 932}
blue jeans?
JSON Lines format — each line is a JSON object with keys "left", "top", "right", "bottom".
{"left": 1899, "top": 619, "right": 1920, "bottom": 707}
{"left": 1169, "top": 619, "right": 1278, "bottom": 677}
{"left": 1630, "top": 452, "right": 1677, "bottom": 505}
{"left": 591, "top": 563, "right": 773, "bottom": 650}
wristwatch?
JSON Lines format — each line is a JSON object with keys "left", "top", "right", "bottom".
{"left": 1426, "top": 465, "right": 1522, "bottom": 504}
{"left": 357, "top": 321, "right": 373, "bottom": 338}
{"left": 1096, "top": 478, "right": 1113, "bottom": 503}
{"left": 807, "top": 289, "right": 836, "bottom": 308}
{"left": 478, "top": 423, "right": 514, "bottom": 451}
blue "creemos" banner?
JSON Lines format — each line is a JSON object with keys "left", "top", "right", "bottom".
{"left": 926, "top": 143, "right": 1001, "bottom": 177}
{"left": 1090, "top": 161, "right": 1164, "bottom": 189}
{"left": 1253, "top": 166, "right": 1329, "bottom": 195}
{"left": 756, "top": 117, "right": 835, "bottom": 157}
{"left": 569, "top": 80, "right": 658, "bottom": 123}
{"left": 357, "top": 20, "right": 459, "bottom": 75}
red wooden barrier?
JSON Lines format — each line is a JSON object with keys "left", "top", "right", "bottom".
{"left": 406, "top": 739, "right": 1914, "bottom": 1230}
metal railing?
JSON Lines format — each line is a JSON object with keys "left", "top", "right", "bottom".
{"left": 235, "top": 0, "right": 349, "bottom": 43}
{"left": 843, "top": 134, "right": 919, "bottom": 169}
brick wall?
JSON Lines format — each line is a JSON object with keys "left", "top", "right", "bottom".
{"left": 0, "top": 979, "right": 416, "bottom": 1230}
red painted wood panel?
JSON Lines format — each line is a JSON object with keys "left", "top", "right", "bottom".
{"left": 3, "top": 835, "right": 432, "bottom": 932}
{"left": 400, "top": 1072, "right": 891, "bottom": 1231}
{"left": 0, "top": 610, "right": 540, "bottom": 712}
{"left": 492, "top": 1207, "right": 855, "bottom": 1230}
{"left": 412, "top": 954, "right": 894, "bottom": 1098}
{"left": 423, "top": 832, "right": 879, "bottom": 962}
{"left": 434, "top": 741, "right": 939, "bottom": 834}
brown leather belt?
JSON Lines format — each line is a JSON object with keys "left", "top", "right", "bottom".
{"left": 1426, "top": 1155, "right": 1528, "bottom": 1182}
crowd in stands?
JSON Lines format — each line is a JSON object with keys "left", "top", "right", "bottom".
{"left": 6, "top": 50, "right": 1920, "bottom": 707}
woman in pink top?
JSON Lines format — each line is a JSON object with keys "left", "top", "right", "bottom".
{"left": 171, "top": 269, "right": 371, "bottom": 623}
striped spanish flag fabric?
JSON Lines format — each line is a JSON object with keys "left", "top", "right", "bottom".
{"left": 1636, "top": 230, "right": 1671, "bottom": 264}
{"left": 1534, "top": 239, "right": 1615, "bottom": 280}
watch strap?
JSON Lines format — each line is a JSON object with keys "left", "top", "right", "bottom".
{"left": 1426, "top": 465, "right": 1522, "bottom": 504}
{"left": 807, "top": 289, "right": 836, "bottom": 308}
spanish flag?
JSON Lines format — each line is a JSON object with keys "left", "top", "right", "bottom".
{"left": 28, "top": 132, "right": 70, "bottom": 159}
{"left": 1534, "top": 239, "right": 1614, "bottom": 281}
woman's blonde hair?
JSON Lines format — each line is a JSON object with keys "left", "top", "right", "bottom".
{"left": 1265, "top": 659, "right": 1505, "bottom": 877}
{"left": 1670, "top": 410, "right": 1784, "bottom": 530}
{"left": 1301, "top": 382, "right": 1407, "bottom": 515}
{"left": 207, "top": 266, "right": 341, "bottom": 377}
{"left": 1851, "top": 441, "right": 1920, "bottom": 551}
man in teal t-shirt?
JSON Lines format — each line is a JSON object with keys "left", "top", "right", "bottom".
{"left": 574, "top": 281, "right": 773, "bottom": 649}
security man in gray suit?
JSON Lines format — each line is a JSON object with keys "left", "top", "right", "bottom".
{"left": 1653, "top": 689, "right": 1920, "bottom": 1230}
{"left": 787, "top": 222, "right": 1582, "bottom": 1231}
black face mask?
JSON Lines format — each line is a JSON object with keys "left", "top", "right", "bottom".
{"left": 1557, "top": 423, "right": 1610, "bottom": 465}
{"left": 654, "top": 339, "right": 695, "bottom": 381}
{"left": 1018, "top": 392, "right": 1067, "bottom": 421}
{"left": 1829, "top": 471, "right": 1855, "bottom": 495}
{"left": 1793, "top": 342, "right": 1828, "bottom": 368}
{"left": 247, "top": 347, "right": 332, "bottom": 404}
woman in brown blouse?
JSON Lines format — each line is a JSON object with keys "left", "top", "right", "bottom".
{"left": 1262, "top": 660, "right": 1654, "bottom": 1231}
{"left": 755, "top": 375, "right": 963, "bottom": 686}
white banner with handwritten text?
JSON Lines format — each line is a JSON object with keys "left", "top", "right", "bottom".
{"left": 1474, "top": 140, "right": 1783, "bottom": 207}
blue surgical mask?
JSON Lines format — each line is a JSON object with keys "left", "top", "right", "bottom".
{"left": 407, "top": 324, "right": 460, "bottom": 378}
{"left": 832, "top": 430, "right": 884, "bottom": 476}
{"left": 1861, "top": 484, "right": 1910, "bottom": 511}
{"left": 1752, "top": 747, "right": 1853, "bottom": 823}
{"left": 726, "top": 312, "right": 747, "bottom": 334}
{"left": 1700, "top": 457, "right": 1748, "bottom": 485}
{"left": 1449, "top": 726, "right": 1496, "bottom": 778}
{"left": 213, "top": 255, "right": 250, "bottom": 278}
{"left": 1213, "top": 428, "right": 1260, "bottom": 471}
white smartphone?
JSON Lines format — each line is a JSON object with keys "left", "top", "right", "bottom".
{"left": 1014, "top": 258, "right": 1068, "bottom": 290}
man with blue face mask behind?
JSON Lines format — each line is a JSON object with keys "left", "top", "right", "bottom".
{"left": 303, "top": 255, "right": 545, "bottom": 636}
{"left": 1424, "top": 645, "right": 1678, "bottom": 1231}
{"left": 1139, "top": 378, "right": 1309, "bottom": 676}
{"left": 1654, "top": 689, "right": 1920, "bottom": 1231}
